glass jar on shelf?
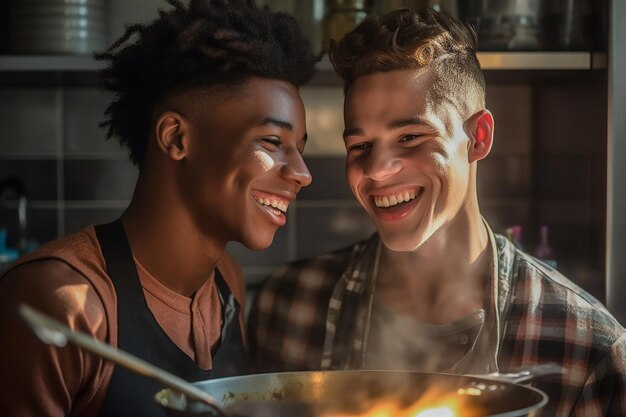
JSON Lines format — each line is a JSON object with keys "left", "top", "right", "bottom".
{"left": 322, "top": 0, "right": 369, "bottom": 52}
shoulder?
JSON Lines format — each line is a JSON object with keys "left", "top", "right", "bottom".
{"left": 1, "top": 259, "right": 107, "bottom": 334}
{"left": 263, "top": 238, "right": 370, "bottom": 290}
{"left": 20, "top": 226, "right": 96, "bottom": 256}
{"left": 499, "top": 235, "right": 624, "bottom": 350}
{"left": 0, "top": 232, "right": 113, "bottom": 415}
{"left": 251, "top": 237, "right": 371, "bottom": 320}
{"left": 6, "top": 226, "right": 105, "bottom": 276}
{"left": 0, "top": 226, "right": 113, "bottom": 341}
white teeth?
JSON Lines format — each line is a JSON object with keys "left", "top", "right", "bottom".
{"left": 255, "top": 196, "right": 288, "bottom": 213}
{"left": 374, "top": 190, "right": 418, "bottom": 208}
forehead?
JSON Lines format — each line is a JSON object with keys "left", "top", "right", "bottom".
{"left": 346, "top": 69, "right": 431, "bottom": 111}
{"left": 344, "top": 69, "right": 456, "bottom": 133}
{"left": 187, "top": 77, "right": 304, "bottom": 118}
{"left": 171, "top": 77, "right": 307, "bottom": 148}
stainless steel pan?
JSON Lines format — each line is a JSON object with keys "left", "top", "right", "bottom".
{"left": 156, "top": 367, "right": 557, "bottom": 417}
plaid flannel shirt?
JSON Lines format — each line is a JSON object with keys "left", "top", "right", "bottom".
{"left": 248, "top": 224, "right": 626, "bottom": 416}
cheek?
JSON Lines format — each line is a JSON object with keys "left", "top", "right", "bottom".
{"left": 253, "top": 150, "right": 276, "bottom": 172}
{"left": 345, "top": 162, "right": 362, "bottom": 194}
{"left": 234, "top": 151, "right": 273, "bottom": 181}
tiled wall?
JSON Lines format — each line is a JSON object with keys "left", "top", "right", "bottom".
{"left": 0, "top": 77, "right": 607, "bottom": 302}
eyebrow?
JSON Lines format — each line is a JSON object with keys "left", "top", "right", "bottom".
{"left": 261, "top": 117, "right": 307, "bottom": 144}
{"left": 262, "top": 117, "right": 292, "bottom": 130}
{"left": 389, "top": 117, "right": 434, "bottom": 130}
{"left": 343, "top": 117, "right": 434, "bottom": 140}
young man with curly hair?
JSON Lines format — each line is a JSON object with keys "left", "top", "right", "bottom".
{"left": 0, "top": 0, "right": 316, "bottom": 415}
{"left": 249, "top": 8, "right": 626, "bottom": 416}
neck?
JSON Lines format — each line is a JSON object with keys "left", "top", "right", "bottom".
{"left": 375, "top": 210, "right": 490, "bottom": 323}
{"left": 120, "top": 173, "right": 225, "bottom": 297}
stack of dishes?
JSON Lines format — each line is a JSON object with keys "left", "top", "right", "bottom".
{"left": 9, "top": 0, "right": 107, "bottom": 54}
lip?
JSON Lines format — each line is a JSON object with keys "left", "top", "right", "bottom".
{"left": 368, "top": 187, "right": 423, "bottom": 223}
{"left": 252, "top": 190, "right": 294, "bottom": 227}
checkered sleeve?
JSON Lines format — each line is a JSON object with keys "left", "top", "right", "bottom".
{"left": 247, "top": 247, "right": 356, "bottom": 372}
{"left": 572, "top": 331, "right": 626, "bottom": 417}
{"left": 498, "top": 247, "right": 626, "bottom": 417}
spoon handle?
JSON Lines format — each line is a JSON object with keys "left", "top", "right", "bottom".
{"left": 18, "top": 303, "right": 225, "bottom": 415}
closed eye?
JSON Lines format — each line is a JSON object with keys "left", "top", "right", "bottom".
{"left": 262, "top": 137, "right": 281, "bottom": 148}
{"left": 347, "top": 142, "right": 371, "bottom": 152}
{"left": 399, "top": 134, "right": 423, "bottom": 143}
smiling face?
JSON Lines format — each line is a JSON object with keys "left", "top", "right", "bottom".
{"left": 179, "top": 77, "right": 311, "bottom": 250}
{"left": 344, "top": 69, "right": 478, "bottom": 252}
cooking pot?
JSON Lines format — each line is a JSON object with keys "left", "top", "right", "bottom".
{"left": 155, "top": 369, "right": 550, "bottom": 417}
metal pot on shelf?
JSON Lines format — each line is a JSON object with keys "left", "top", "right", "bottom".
{"left": 457, "top": 0, "right": 592, "bottom": 51}
{"left": 8, "top": 0, "right": 108, "bottom": 55}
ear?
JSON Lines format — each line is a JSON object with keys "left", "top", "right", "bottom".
{"left": 465, "top": 110, "right": 494, "bottom": 163}
{"left": 154, "top": 111, "right": 188, "bottom": 161}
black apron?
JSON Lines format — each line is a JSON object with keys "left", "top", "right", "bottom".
{"left": 95, "top": 220, "right": 246, "bottom": 417}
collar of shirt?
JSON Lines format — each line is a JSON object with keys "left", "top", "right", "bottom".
{"left": 321, "top": 219, "right": 517, "bottom": 373}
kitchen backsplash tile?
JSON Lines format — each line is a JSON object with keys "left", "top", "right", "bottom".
{"left": 295, "top": 204, "right": 375, "bottom": 260}
{"left": 0, "top": 89, "right": 58, "bottom": 154}
{"left": 539, "top": 200, "right": 604, "bottom": 226}
{"left": 64, "top": 208, "right": 126, "bottom": 235}
{"left": 535, "top": 156, "right": 599, "bottom": 199}
{"left": 0, "top": 160, "right": 57, "bottom": 200}
{"left": 537, "top": 83, "right": 606, "bottom": 155}
{"left": 21, "top": 208, "right": 58, "bottom": 249}
{"left": 64, "top": 159, "right": 137, "bottom": 200}
{"left": 477, "top": 155, "right": 531, "bottom": 198}
{"left": 0, "top": 207, "right": 57, "bottom": 252}
{"left": 481, "top": 200, "right": 532, "bottom": 235}
{"left": 64, "top": 88, "right": 122, "bottom": 154}
{"left": 226, "top": 224, "right": 292, "bottom": 268}
{"left": 298, "top": 156, "right": 353, "bottom": 200}
{"left": 486, "top": 84, "right": 533, "bottom": 156}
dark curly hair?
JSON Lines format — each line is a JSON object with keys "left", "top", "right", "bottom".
{"left": 96, "top": 0, "right": 317, "bottom": 166}
{"left": 329, "top": 8, "right": 485, "bottom": 119}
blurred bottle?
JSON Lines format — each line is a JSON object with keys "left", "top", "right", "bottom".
{"left": 322, "top": 0, "right": 369, "bottom": 52}
{"left": 505, "top": 224, "right": 524, "bottom": 250}
{"left": 534, "top": 225, "right": 557, "bottom": 268}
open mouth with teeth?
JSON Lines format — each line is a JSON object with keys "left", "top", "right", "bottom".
{"left": 254, "top": 195, "right": 288, "bottom": 216}
{"left": 374, "top": 189, "right": 419, "bottom": 209}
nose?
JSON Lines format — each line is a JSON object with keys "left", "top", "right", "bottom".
{"left": 281, "top": 151, "right": 312, "bottom": 189}
{"left": 363, "top": 146, "right": 401, "bottom": 182}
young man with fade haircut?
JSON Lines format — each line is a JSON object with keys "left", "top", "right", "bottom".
{"left": 0, "top": 0, "right": 316, "bottom": 416}
{"left": 248, "top": 8, "right": 626, "bottom": 417}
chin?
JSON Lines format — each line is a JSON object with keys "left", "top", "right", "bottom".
{"left": 242, "top": 233, "right": 275, "bottom": 251}
{"left": 378, "top": 229, "right": 429, "bottom": 252}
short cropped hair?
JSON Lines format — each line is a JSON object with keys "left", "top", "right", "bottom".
{"left": 96, "top": 0, "right": 317, "bottom": 166}
{"left": 329, "top": 8, "right": 485, "bottom": 119}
